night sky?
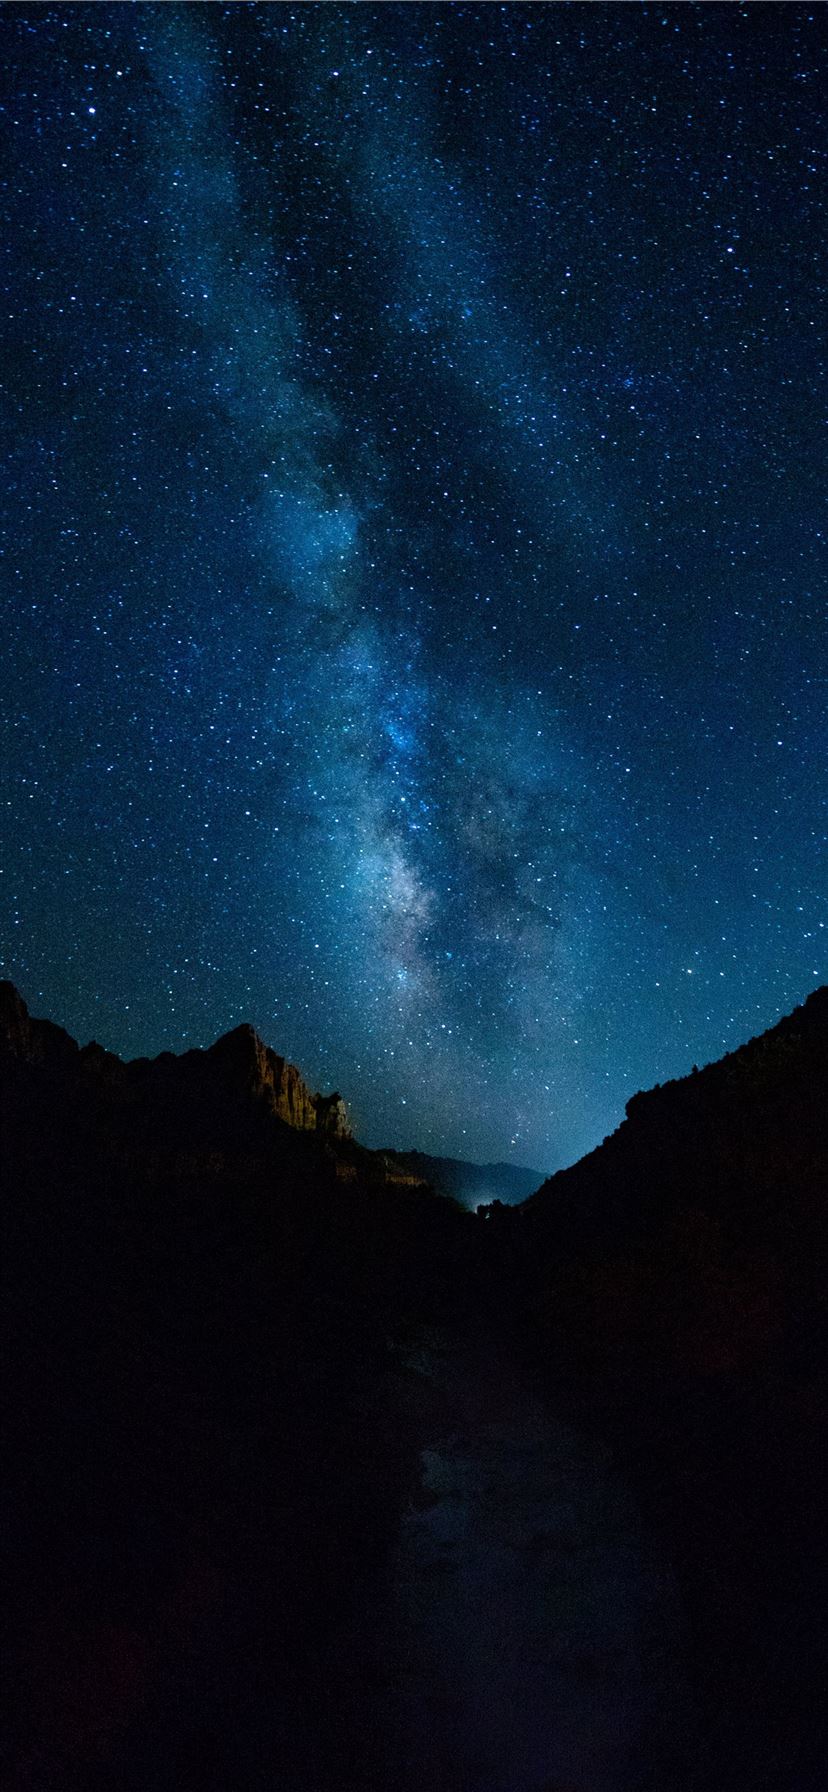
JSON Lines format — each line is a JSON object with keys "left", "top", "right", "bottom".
{"left": 2, "top": 4, "right": 826, "bottom": 1170}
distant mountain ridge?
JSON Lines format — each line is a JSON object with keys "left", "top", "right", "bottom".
{"left": 378, "top": 1148, "right": 545, "bottom": 1209}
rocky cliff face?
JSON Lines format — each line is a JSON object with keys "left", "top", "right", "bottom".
{"left": 206, "top": 1023, "right": 351, "bottom": 1139}
{"left": 0, "top": 981, "right": 351, "bottom": 1142}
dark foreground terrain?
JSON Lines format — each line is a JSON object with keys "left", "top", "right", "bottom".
{"left": 2, "top": 981, "right": 826, "bottom": 1790}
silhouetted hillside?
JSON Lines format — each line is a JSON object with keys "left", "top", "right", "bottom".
{"left": 0, "top": 985, "right": 477, "bottom": 1792}
{"left": 523, "top": 983, "right": 828, "bottom": 1250}
{"left": 508, "top": 986, "right": 828, "bottom": 1790}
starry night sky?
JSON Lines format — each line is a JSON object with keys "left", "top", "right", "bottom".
{"left": 2, "top": 3, "right": 826, "bottom": 1170}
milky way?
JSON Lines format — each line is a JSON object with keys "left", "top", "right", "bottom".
{"left": 2, "top": 4, "right": 826, "bottom": 1168}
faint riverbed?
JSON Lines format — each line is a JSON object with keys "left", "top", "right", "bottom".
{"left": 351, "top": 1331, "right": 701, "bottom": 1792}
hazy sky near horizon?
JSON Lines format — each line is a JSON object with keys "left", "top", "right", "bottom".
{"left": 2, "top": 4, "right": 826, "bottom": 1168}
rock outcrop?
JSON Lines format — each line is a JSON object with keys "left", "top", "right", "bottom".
{"left": 206, "top": 1022, "right": 351, "bottom": 1139}
{"left": 0, "top": 981, "right": 351, "bottom": 1142}
{"left": 0, "top": 977, "right": 79, "bottom": 1069}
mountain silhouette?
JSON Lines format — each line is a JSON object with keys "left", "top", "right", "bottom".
{"left": 378, "top": 1147, "right": 546, "bottom": 1208}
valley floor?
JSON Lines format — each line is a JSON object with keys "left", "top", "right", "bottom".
{"left": 338, "top": 1328, "right": 703, "bottom": 1792}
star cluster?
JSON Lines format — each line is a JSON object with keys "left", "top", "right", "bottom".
{"left": 2, "top": 4, "right": 826, "bottom": 1169}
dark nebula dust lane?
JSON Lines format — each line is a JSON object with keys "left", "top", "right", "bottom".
{"left": 2, "top": 4, "right": 826, "bottom": 1169}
